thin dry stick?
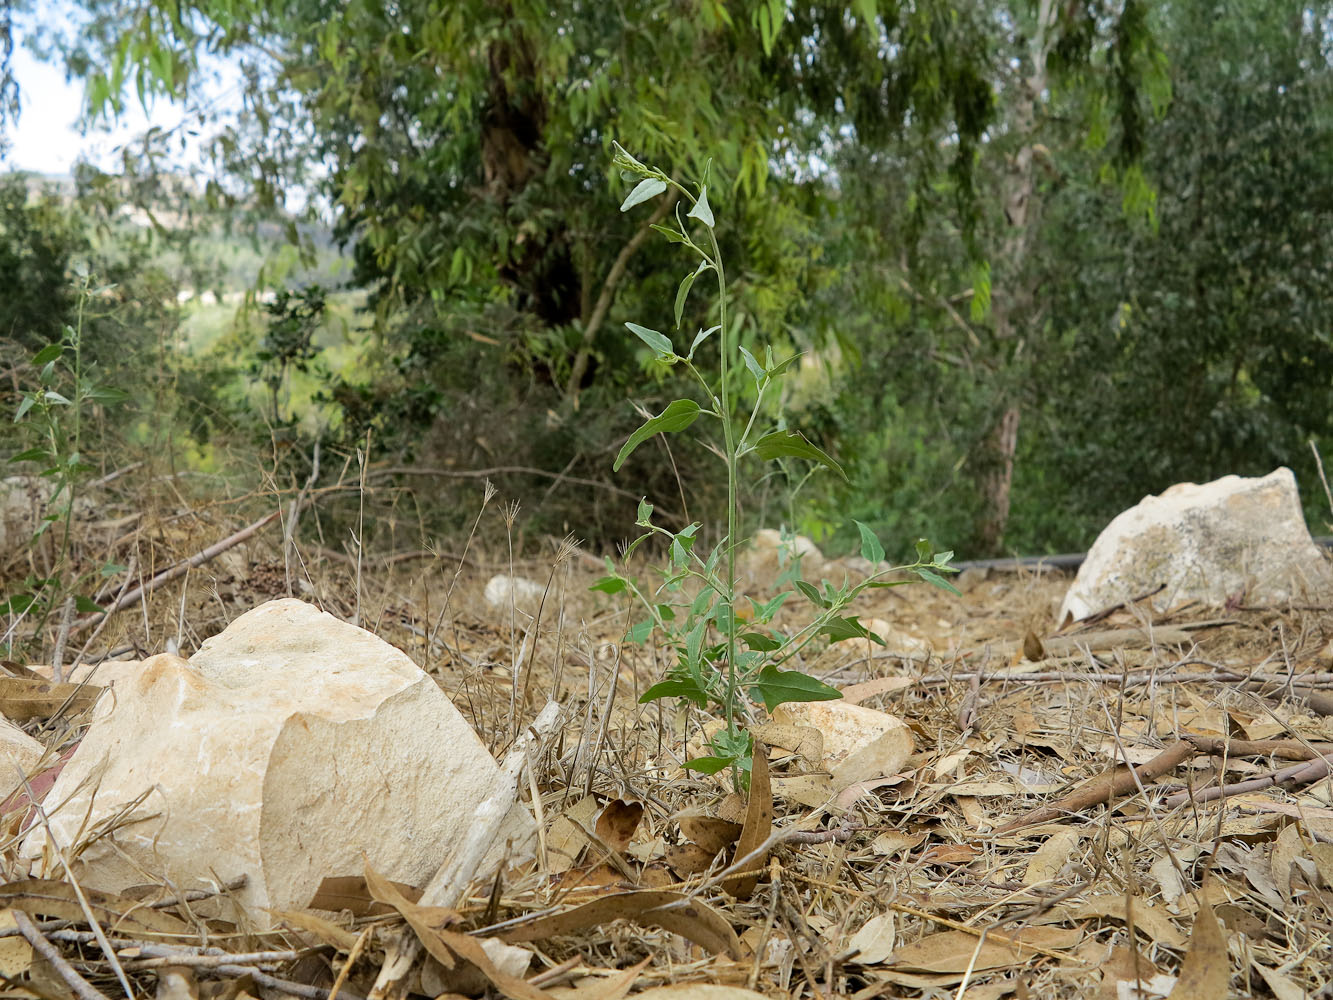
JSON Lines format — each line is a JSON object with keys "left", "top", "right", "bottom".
{"left": 284, "top": 440, "right": 322, "bottom": 595}
{"left": 1163, "top": 754, "right": 1332, "bottom": 808}
{"left": 583, "top": 646, "right": 621, "bottom": 799}
{"left": 368, "top": 701, "right": 563, "bottom": 1000}
{"left": 24, "top": 776, "right": 136, "bottom": 1000}
{"left": 70, "top": 509, "right": 284, "bottom": 634}
{"left": 72, "top": 554, "right": 137, "bottom": 665}
{"left": 327, "top": 926, "right": 371, "bottom": 1000}
{"left": 11, "top": 909, "right": 110, "bottom": 1000}
{"left": 51, "top": 595, "right": 75, "bottom": 683}
{"left": 1311, "top": 438, "right": 1333, "bottom": 515}
{"left": 353, "top": 436, "right": 368, "bottom": 628}
{"left": 993, "top": 739, "right": 1197, "bottom": 834}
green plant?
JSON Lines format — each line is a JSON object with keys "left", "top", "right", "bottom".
{"left": 594, "top": 146, "right": 958, "bottom": 783}
{"left": 253, "top": 285, "right": 328, "bottom": 425}
{"left": 3, "top": 271, "right": 129, "bottom": 656}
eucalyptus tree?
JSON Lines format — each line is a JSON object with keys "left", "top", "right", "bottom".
{"left": 39, "top": 0, "right": 1162, "bottom": 547}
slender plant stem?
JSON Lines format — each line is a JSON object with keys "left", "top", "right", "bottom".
{"left": 704, "top": 226, "right": 740, "bottom": 748}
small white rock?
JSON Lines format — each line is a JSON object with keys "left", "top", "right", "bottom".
{"left": 483, "top": 574, "right": 547, "bottom": 615}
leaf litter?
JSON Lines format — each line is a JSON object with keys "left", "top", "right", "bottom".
{"left": 0, "top": 510, "right": 1331, "bottom": 1000}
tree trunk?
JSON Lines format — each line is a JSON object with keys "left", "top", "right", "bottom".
{"left": 974, "top": 0, "right": 1058, "bottom": 554}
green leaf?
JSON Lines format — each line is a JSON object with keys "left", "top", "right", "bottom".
{"left": 650, "top": 223, "right": 689, "bottom": 244}
{"left": 31, "top": 344, "right": 63, "bottom": 365}
{"left": 625, "top": 321, "right": 674, "bottom": 358}
{"left": 752, "top": 430, "right": 846, "bottom": 479}
{"left": 764, "top": 352, "right": 802, "bottom": 380}
{"left": 854, "top": 520, "right": 884, "bottom": 565}
{"left": 817, "top": 615, "right": 880, "bottom": 643}
{"left": 614, "top": 399, "right": 702, "bottom": 471}
{"left": 87, "top": 386, "right": 130, "bottom": 404}
{"left": 915, "top": 538, "right": 933, "bottom": 562}
{"left": 626, "top": 619, "right": 655, "bottom": 644}
{"left": 688, "top": 325, "right": 720, "bottom": 360}
{"left": 636, "top": 498, "right": 654, "bottom": 524}
{"left": 738, "top": 345, "right": 764, "bottom": 385}
{"left": 916, "top": 567, "right": 962, "bottom": 596}
{"left": 934, "top": 550, "right": 956, "bottom": 567}
{"left": 674, "top": 260, "right": 710, "bottom": 329}
{"left": 741, "top": 630, "right": 781, "bottom": 652}
{"left": 7, "top": 447, "right": 47, "bottom": 464}
{"left": 688, "top": 186, "right": 715, "bottom": 228}
{"left": 14, "top": 395, "right": 35, "bottom": 422}
{"left": 682, "top": 755, "right": 734, "bottom": 775}
{"left": 640, "top": 678, "right": 709, "bottom": 709}
{"left": 794, "top": 580, "right": 827, "bottom": 608}
{"left": 620, "top": 177, "right": 667, "bottom": 212}
{"left": 749, "top": 665, "right": 843, "bottom": 712}
{"left": 74, "top": 595, "right": 103, "bottom": 614}
{"left": 43, "top": 391, "right": 71, "bottom": 406}
{"left": 0, "top": 593, "right": 35, "bottom": 615}
{"left": 751, "top": 591, "right": 792, "bottom": 622}
{"left": 590, "top": 575, "right": 627, "bottom": 595}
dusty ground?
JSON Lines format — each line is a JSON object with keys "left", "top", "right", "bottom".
{"left": 2, "top": 496, "right": 1333, "bottom": 999}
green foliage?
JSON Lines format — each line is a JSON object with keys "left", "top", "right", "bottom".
{"left": 253, "top": 285, "right": 328, "bottom": 424}
{"left": 594, "top": 151, "right": 956, "bottom": 781}
{"left": 3, "top": 276, "right": 128, "bottom": 653}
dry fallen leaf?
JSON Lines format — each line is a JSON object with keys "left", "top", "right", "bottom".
{"left": 890, "top": 926, "right": 1082, "bottom": 973}
{"left": 1023, "top": 828, "right": 1080, "bottom": 886}
{"left": 0, "top": 910, "right": 32, "bottom": 979}
{"left": 594, "top": 799, "right": 644, "bottom": 853}
{"left": 498, "top": 889, "right": 744, "bottom": 959}
{"left": 1166, "top": 893, "right": 1230, "bottom": 999}
{"left": 724, "top": 742, "right": 771, "bottom": 900}
{"left": 845, "top": 912, "right": 897, "bottom": 964}
{"left": 632, "top": 988, "right": 769, "bottom": 1000}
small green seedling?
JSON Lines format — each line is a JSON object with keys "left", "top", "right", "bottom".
{"left": 595, "top": 145, "right": 958, "bottom": 784}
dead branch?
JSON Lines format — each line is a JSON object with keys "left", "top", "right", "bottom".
{"left": 12, "top": 909, "right": 111, "bottom": 1000}
{"left": 1163, "top": 753, "right": 1333, "bottom": 808}
{"left": 993, "top": 739, "right": 1197, "bottom": 834}
{"left": 70, "top": 509, "right": 284, "bottom": 635}
{"left": 566, "top": 188, "right": 681, "bottom": 401}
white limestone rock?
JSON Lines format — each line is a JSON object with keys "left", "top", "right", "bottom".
{"left": 483, "top": 574, "right": 547, "bottom": 616}
{"left": 0, "top": 717, "right": 44, "bottom": 785}
{"left": 740, "top": 529, "right": 826, "bottom": 591}
{"left": 20, "top": 599, "right": 533, "bottom": 926}
{"left": 1061, "top": 468, "right": 1333, "bottom": 622}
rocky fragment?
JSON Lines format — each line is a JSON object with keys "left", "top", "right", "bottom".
{"left": 483, "top": 574, "right": 547, "bottom": 616}
{"left": 772, "top": 700, "right": 915, "bottom": 788}
{"left": 0, "top": 718, "right": 43, "bottom": 783}
{"left": 1060, "top": 467, "right": 1333, "bottom": 622}
{"left": 739, "top": 529, "right": 826, "bottom": 591}
{"left": 20, "top": 598, "right": 533, "bottom": 926}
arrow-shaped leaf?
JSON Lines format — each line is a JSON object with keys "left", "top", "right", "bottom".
{"left": 614, "top": 399, "right": 702, "bottom": 470}
{"left": 675, "top": 260, "right": 711, "bottom": 329}
{"left": 749, "top": 665, "right": 843, "bottom": 712}
{"left": 753, "top": 430, "right": 846, "bottom": 480}
{"left": 626, "top": 322, "right": 674, "bottom": 358}
{"left": 688, "top": 186, "right": 715, "bottom": 228}
{"left": 621, "top": 177, "right": 667, "bottom": 211}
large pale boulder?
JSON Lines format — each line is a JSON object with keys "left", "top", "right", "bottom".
{"left": 21, "top": 599, "right": 533, "bottom": 925}
{"left": 1061, "top": 468, "right": 1333, "bottom": 621}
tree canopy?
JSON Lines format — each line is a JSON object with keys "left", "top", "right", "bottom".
{"left": 9, "top": 0, "right": 1330, "bottom": 555}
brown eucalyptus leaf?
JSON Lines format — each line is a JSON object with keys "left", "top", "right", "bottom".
{"left": 595, "top": 799, "right": 644, "bottom": 853}
{"left": 497, "top": 889, "right": 742, "bottom": 959}
{"left": 723, "top": 743, "right": 771, "bottom": 900}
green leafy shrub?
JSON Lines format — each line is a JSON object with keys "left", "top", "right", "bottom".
{"left": 594, "top": 147, "right": 958, "bottom": 783}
